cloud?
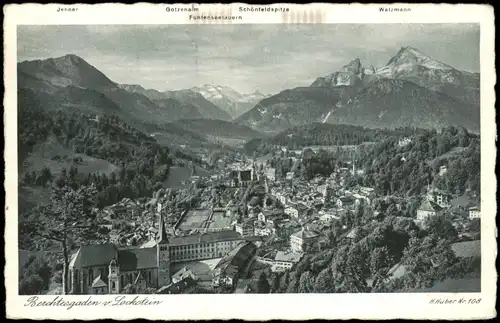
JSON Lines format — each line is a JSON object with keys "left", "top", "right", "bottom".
{"left": 17, "top": 24, "right": 479, "bottom": 94}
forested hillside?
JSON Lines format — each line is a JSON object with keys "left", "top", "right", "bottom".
{"left": 268, "top": 123, "right": 424, "bottom": 147}
{"left": 347, "top": 126, "right": 480, "bottom": 197}
{"left": 19, "top": 103, "right": 172, "bottom": 210}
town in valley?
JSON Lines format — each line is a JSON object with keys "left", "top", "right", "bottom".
{"left": 17, "top": 24, "right": 482, "bottom": 296}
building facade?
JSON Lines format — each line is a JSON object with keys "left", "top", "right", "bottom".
{"left": 290, "top": 228, "right": 319, "bottom": 253}
{"left": 284, "top": 207, "right": 299, "bottom": 218}
{"left": 468, "top": 206, "right": 481, "bottom": 220}
{"left": 235, "top": 220, "right": 255, "bottom": 237}
{"left": 416, "top": 199, "right": 443, "bottom": 225}
{"left": 168, "top": 231, "right": 246, "bottom": 262}
{"left": 67, "top": 213, "right": 170, "bottom": 295}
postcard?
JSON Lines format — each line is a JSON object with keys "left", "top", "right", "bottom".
{"left": 4, "top": 3, "right": 496, "bottom": 320}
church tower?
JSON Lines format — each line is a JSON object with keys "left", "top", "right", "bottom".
{"left": 108, "top": 258, "right": 120, "bottom": 294}
{"left": 157, "top": 212, "right": 171, "bottom": 288}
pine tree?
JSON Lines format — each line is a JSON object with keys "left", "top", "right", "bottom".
{"left": 257, "top": 272, "right": 270, "bottom": 293}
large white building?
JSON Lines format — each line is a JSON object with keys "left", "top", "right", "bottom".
{"left": 290, "top": 228, "right": 319, "bottom": 252}
{"left": 272, "top": 251, "right": 303, "bottom": 272}
{"left": 426, "top": 189, "right": 452, "bottom": 208}
{"left": 235, "top": 220, "right": 255, "bottom": 237}
{"left": 468, "top": 206, "right": 481, "bottom": 220}
{"left": 284, "top": 207, "right": 299, "bottom": 219}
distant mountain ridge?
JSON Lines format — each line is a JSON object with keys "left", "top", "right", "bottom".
{"left": 236, "top": 46, "right": 480, "bottom": 132}
{"left": 118, "top": 83, "right": 231, "bottom": 121}
{"left": 18, "top": 54, "right": 117, "bottom": 91}
{"left": 328, "top": 79, "right": 479, "bottom": 131}
{"left": 190, "top": 84, "right": 268, "bottom": 118}
{"left": 235, "top": 86, "right": 355, "bottom": 133}
{"left": 18, "top": 54, "right": 231, "bottom": 125}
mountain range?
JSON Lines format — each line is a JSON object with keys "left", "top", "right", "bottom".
{"left": 17, "top": 55, "right": 232, "bottom": 126}
{"left": 190, "top": 85, "right": 268, "bottom": 118}
{"left": 18, "top": 47, "right": 480, "bottom": 142}
{"left": 236, "top": 46, "right": 480, "bottom": 132}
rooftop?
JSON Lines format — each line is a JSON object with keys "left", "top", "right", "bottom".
{"left": 118, "top": 247, "right": 158, "bottom": 271}
{"left": 275, "top": 251, "right": 303, "bottom": 263}
{"left": 240, "top": 170, "right": 252, "bottom": 181}
{"left": 69, "top": 243, "right": 118, "bottom": 268}
{"left": 157, "top": 277, "right": 197, "bottom": 294}
{"left": 346, "top": 227, "right": 359, "bottom": 239}
{"left": 170, "top": 230, "right": 244, "bottom": 247}
{"left": 291, "top": 228, "right": 319, "bottom": 239}
{"left": 91, "top": 275, "right": 108, "bottom": 288}
{"left": 418, "top": 199, "right": 442, "bottom": 212}
{"left": 214, "top": 241, "right": 257, "bottom": 273}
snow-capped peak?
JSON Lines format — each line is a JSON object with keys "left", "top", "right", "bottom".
{"left": 191, "top": 84, "right": 267, "bottom": 103}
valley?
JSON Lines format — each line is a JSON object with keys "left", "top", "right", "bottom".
{"left": 16, "top": 44, "right": 482, "bottom": 297}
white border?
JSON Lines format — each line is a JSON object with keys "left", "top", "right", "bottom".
{"left": 4, "top": 3, "right": 497, "bottom": 320}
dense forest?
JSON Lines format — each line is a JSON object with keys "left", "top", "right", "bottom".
{"left": 269, "top": 123, "right": 425, "bottom": 148}
{"left": 243, "top": 124, "right": 426, "bottom": 157}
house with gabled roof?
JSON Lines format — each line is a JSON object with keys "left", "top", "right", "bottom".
{"left": 290, "top": 227, "right": 319, "bottom": 252}
{"left": 416, "top": 199, "right": 443, "bottom": 226}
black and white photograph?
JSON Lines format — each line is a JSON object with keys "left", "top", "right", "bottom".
{"left": 15, "top": 22, "right": 484, "bottom": 297}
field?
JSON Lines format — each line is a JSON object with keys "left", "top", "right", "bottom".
{"left": 208, "top": 211, "right": 233, "bottom": 230}
{"left": 178, "top": 209, "right": 213, "bottom": 231}
{"left": 21, "top": 135, "right": 118, "bottom": 176}
{"left": 413, "top": 277, "right": 481, "bottom": 293}
{"left": 164, "top": 165, "right": 192, "bottom": 189}
{"left": 164, "top": 164, "right": 213, "bottom": 190}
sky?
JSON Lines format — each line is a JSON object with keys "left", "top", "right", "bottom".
{"left": 17, "top": 24, "right": 480, "bottom": 94}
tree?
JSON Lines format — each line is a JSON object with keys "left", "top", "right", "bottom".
{"left": 397, "top": 235, "right": 461, "bottom": 291}
{"left": 270, "top": 272, "right": 281, "bottom": 293}
{"left": 279, "top": 271, "right": 290, "bottom": 293}
{"left": 314, "top": 267, "right": 336, "bottom": 293}
{"left": 18, "top": 254, "right": 54, "bottom": 295}
{"left": 298, "top": 271, "right": 315, "bottom": 293}
{"left": 19, "top": 275, "right": 45, "bottom": 295}
{"left": 466, "top": 218, "right": 480, "bottom": 233}
{"left": 425, "top": 215, "right": 458, "bottom": 241}
{"left": 19, "top": 184, "right": 101, "bottom": 294}
{"left": 257, "top": 272, "right": 271, "bottom": 293}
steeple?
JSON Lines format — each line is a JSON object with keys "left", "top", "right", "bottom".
{"left": 156, "top": 212, "right": 171, "bottom": 288}
{"left": 108, "top": 257, "right": 120, "bottom": 294}
{"left": 158, "top": 212, "right": 168, "bottom": 243}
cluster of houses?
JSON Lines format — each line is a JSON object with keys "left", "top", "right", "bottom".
{"left": 80, "top": 146, "right": 482, "bottom": 295}
{"left": 212, "top": 241, "right": 257, "bottom": 289}
{"left": 98, "top": 198, "right": 169, "bottom": 247}
{"left": 416, "top": 188, "right": 481, "bottom": 228}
